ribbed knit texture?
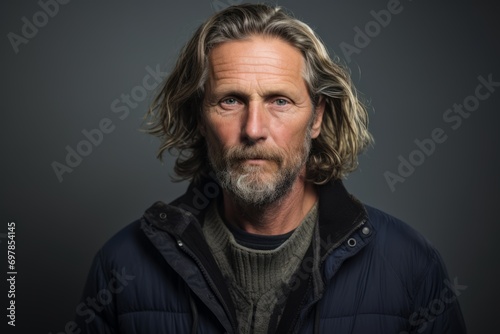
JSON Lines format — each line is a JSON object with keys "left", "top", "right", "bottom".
{"left": 203, "top": 201, "right": 318, "bottom": 334}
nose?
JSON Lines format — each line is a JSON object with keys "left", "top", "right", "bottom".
{"left": 241, "top": 101, "right": 269, "bottom": 143}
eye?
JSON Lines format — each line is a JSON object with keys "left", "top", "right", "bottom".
{"left": 274, "top": 98, "right": 289, "bottom": 106}
{"left": 221, "top": 97, "right": 238, "bottom": 105}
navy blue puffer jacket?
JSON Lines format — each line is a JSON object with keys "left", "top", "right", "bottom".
{"left": 75, "top": 179, "right": 466, "bottom": 333}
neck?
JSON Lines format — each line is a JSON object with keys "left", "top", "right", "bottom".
{"left": 221, "top": 172, "right": 318, "bottom": 235}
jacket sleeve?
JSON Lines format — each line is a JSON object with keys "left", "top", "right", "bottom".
{"left": 74, "top": 251, "right": 117, "bottom": 334}
{"left": 405, "top": 249, "right": 467, "bottom": 334}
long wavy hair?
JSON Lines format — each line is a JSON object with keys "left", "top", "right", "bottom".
{"left": 144, "top": 3, "right": 373, "bottom": 184}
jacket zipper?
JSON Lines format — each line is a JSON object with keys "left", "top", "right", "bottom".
{"left": 176, "top": 238, "right": 237, "bottom": 333}
{"left": 290, "top": 218, "right": 368, "bottom": 333}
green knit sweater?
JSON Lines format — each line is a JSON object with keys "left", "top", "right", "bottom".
{"left": 203, "top": 201, "right": 318, "bottom": 333}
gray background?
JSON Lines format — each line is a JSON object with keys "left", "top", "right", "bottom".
{"left": 1, "top": 0, "right": 499, "bottom": 332}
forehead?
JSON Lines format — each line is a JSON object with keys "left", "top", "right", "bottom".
{"left": 207, "top": 36, "right": 306, "bottom": 91}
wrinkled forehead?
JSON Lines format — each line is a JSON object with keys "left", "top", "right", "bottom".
{"left": 206, "top": 36, "right": 307, "bottom": 90}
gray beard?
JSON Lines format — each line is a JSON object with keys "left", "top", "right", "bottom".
{"left": 215, "top": 159, "right": 300, "bottom": 208}
{"left": 209, "top": 132, "right": 312, "bottom": 208}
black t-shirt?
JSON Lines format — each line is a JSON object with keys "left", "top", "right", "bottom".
{"left": 225, "top": 222, "right": 295, "bottom": 250}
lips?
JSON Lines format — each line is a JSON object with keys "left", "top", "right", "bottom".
{"left": 234, "top": 157, "right": 267, "bottom": 165}
{"left": 245, "top": 158, "right": 266, "bottom": 163}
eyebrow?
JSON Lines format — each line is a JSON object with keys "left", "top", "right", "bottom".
{"left": 208, "top": 89, "right": 297, "bottom": 101}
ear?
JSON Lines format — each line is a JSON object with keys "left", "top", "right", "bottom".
{"left": 310, "top": 97, "right": 325, "bottom": 139}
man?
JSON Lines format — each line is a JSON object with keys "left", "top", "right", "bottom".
{"left": 76, "top": 4, "right": 466, "bottom": 333}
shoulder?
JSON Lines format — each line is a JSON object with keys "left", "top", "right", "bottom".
{"left": 362, "top": 205, "right": 466, "bottom": 330}
{"left": 94, "top": 218, "right": 159, "bottom": 271}
{"left": 92, "top": 195, "right": 200, "bottom": 271}
{"left": 365, "top": 205, "right": 434, "bottom": 254}
{"left": 84, "top": 214, "right": 181, "bottom": 296}
{"left": 101, "top": 219, "right": 141, "bottom": 255}
{"left": 365, "top": 205, "right": 437, "bottom": 257}
{"left": 363, "top": 205, "right": 445, "bottom": 291}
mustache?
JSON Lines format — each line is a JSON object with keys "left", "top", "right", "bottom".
{"left": 224, "top": 146, "right": 284, "bottom": 164}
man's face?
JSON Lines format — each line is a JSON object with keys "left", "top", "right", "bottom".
{"left": 201, "top": 36, "right": 324, "bottom": 206}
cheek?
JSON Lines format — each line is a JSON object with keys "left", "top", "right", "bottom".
{"left": 273, "top": 125, "right": 308, "bottom": 149}
{"left": 204, "top": 118, "right": 240, "bottom": 149}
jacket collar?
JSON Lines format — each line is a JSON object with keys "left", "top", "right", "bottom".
{"left": 317, "top": 179, "right": 368, "bottom": 260}
{"left": 147, "top": 176, "right": 369, "bottom": 263}
{"left": 143, "top": 177, "right": 371, "bottom": 333}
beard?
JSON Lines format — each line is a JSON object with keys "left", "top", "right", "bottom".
{"left": 207, "top": 129, "right": 312, "bottom": 208}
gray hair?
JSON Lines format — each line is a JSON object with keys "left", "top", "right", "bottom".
{"left": 144, "top": 3, "right": 373, "bottom": 184}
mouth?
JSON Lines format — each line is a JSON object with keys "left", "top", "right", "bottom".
{"left": 228, "top": 151, "right": 281, "bottom": 168}
{"left": 241, "top": 157, "right": 267, "bottom": 164}
{"left": 245, "top": 158, "right": 266, "bottom": 163}
{"left": 231, "top": 157, "right": 271, "bottom": 169}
